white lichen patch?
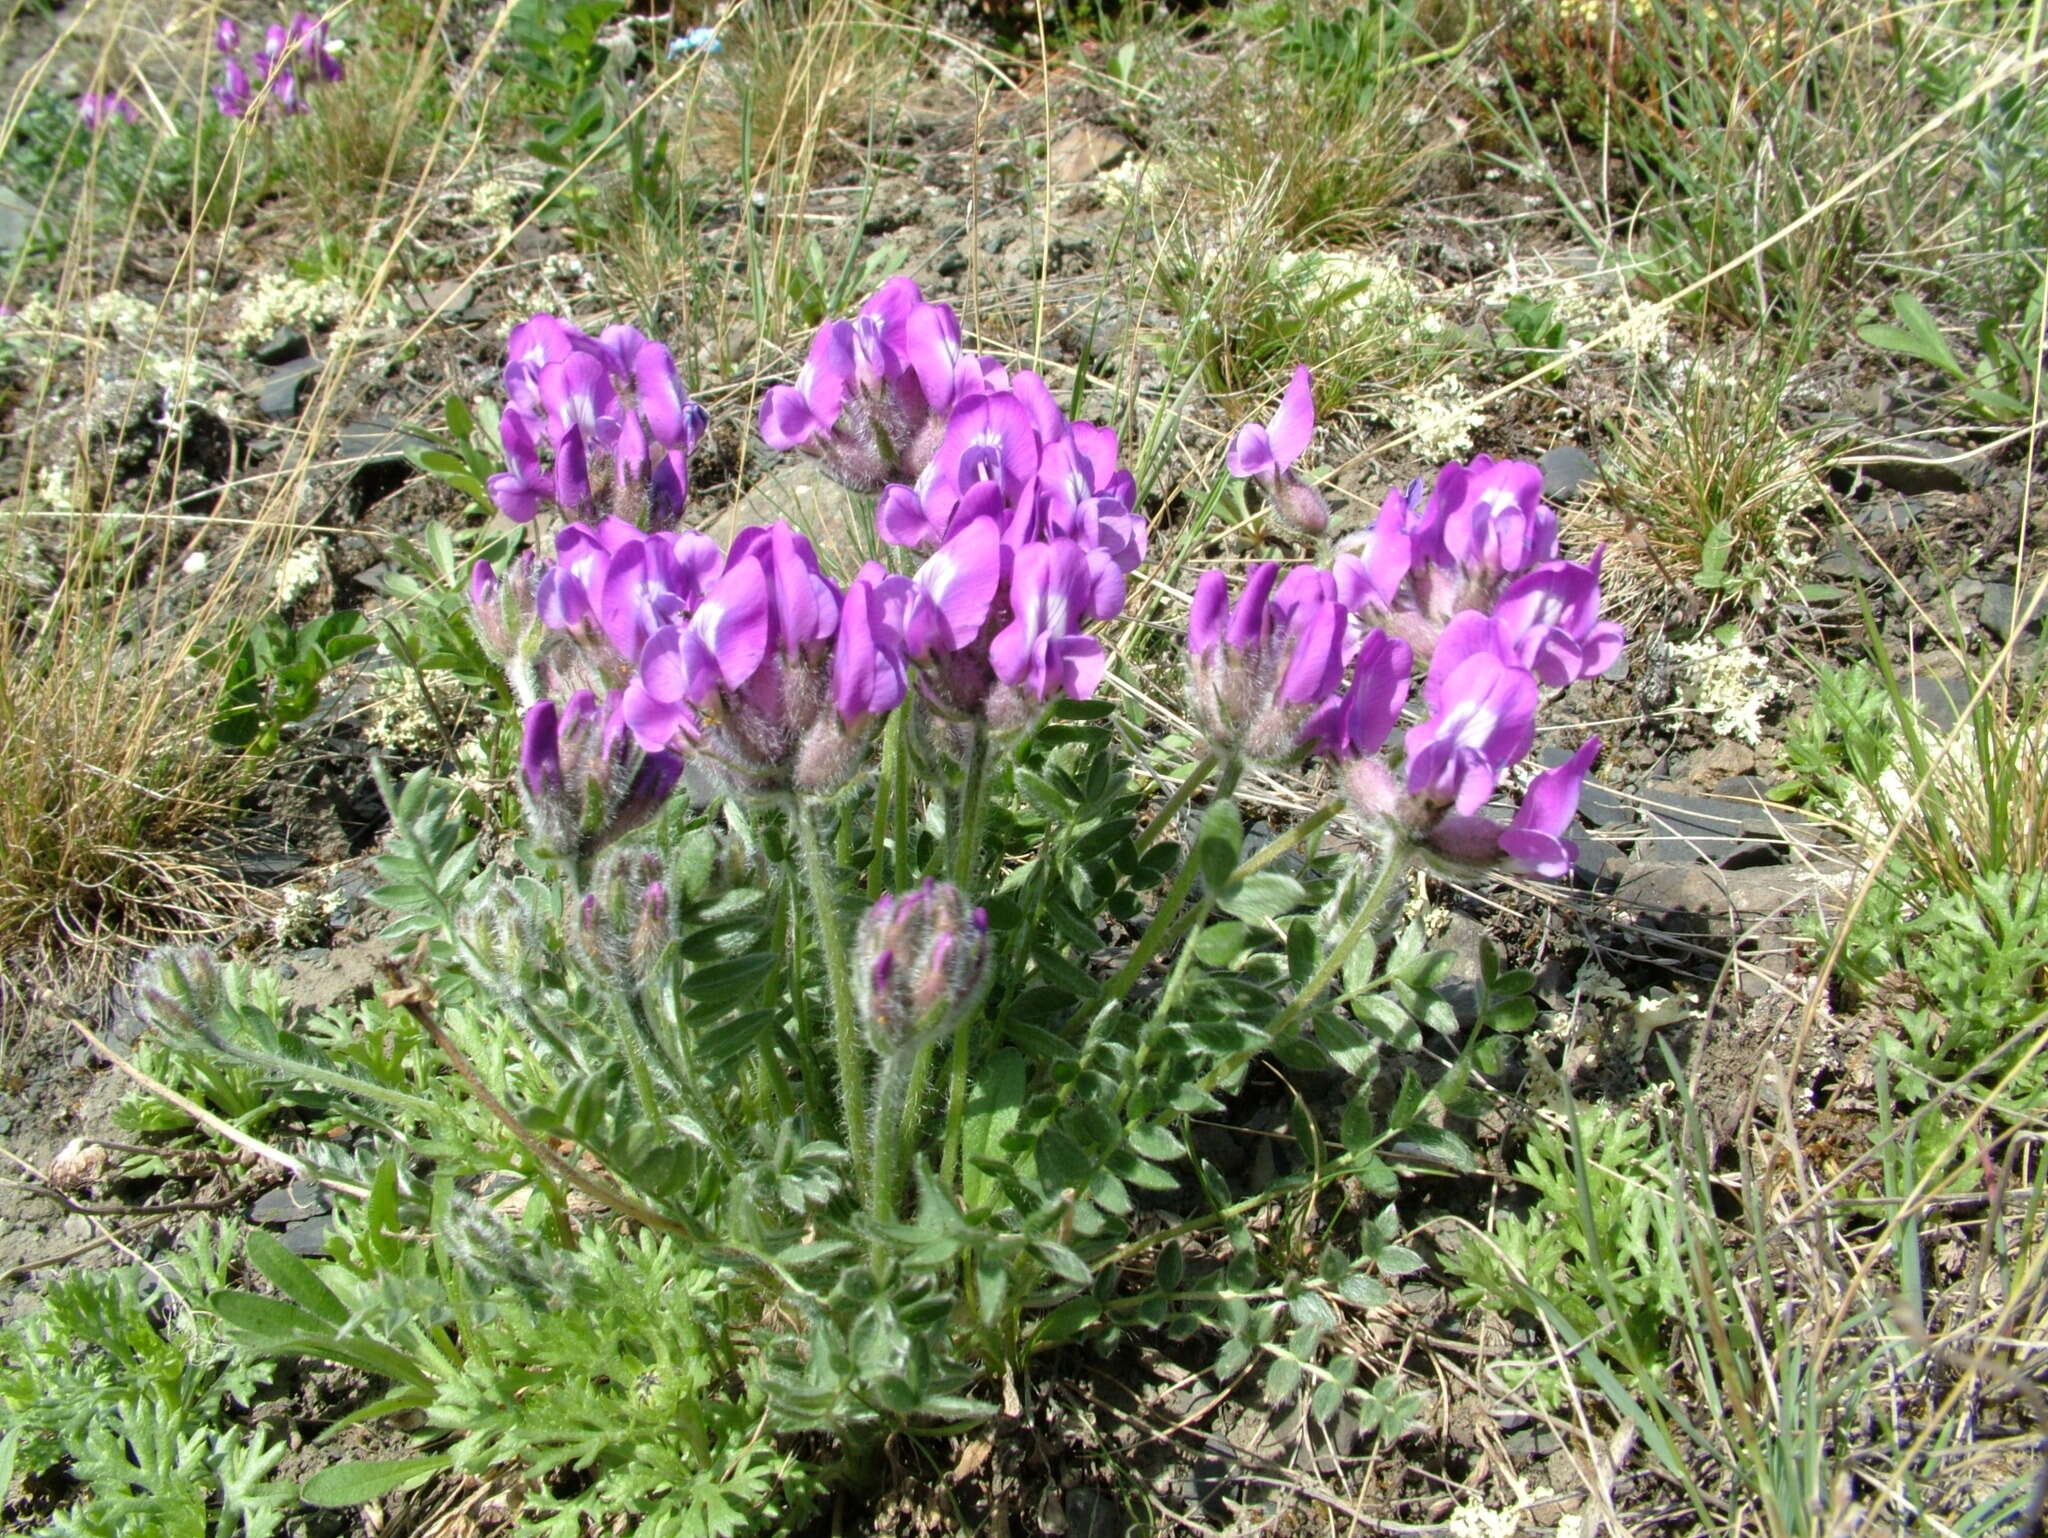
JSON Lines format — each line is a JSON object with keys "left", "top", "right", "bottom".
{"left": 1387, "top": 375, "right": 1487, "bottom": 461}
{"left": 271, "top": 542, "right": 327, "bottom": 609}
{"left": 81, "top": 291, "right": 162, "bottom": 342}
{"left": 467, "top": 175, "right": 526, "bottom": 233}
{"left": 229, "top": 272, "right": 356, "bottom": 352}
{"left": 272, "top": 885, "right": 341, "bottom": 948}
{"left": 362, "top": 656, "right": 465, "bottom": 755}
{"left": 1669, "top": 636, "right": 1789, "bottom": 745}
{"left": 1446, "top": 1500, "right": 1522, "bottom": 1538}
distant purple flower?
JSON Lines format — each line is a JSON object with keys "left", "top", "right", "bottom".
{"left": 216, "top": 17, "right": 243, "bottom": 53}
{"left": 76, "top": 93, "right": 142, "bottom": 129}
{"left": 1226, "top": 365, "right": 1330, "bottom": 537}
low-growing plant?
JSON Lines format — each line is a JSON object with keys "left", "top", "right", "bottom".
{"left": 1857, "top": 286, "right": 2045, "bottom": 427}
{"left": 1594, "top": 353, "right": 1828, "bottom": 620}
{"left": 125, "top": 279, "right": 1630, "bottom": 1515}
{"left": 0, "top": 1224, "right": 294, "bottom": 1537}
{"left": 1169, "top": 4, "right": 1427, "bottom": 247}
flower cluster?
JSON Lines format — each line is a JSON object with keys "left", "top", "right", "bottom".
{"left": 472, "top": 293, "right": 1142, "bottom": 809}
{"left": 213, "top": 11, "right": 344, "bottom": 120}
{"left": 488, "top": 315, "right": 710, "bottom": 531}
{"left": 1206, "top": 389, "right": 1622, "bottom": 880}
{"left": 75, "top": 93, "right": 142, "bottom": 129}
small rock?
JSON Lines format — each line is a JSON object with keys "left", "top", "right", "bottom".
{"left": 258, "top": 355, "right": 323, "bottom": 421}
{"left": 422, "top": 279, "right": 477, "bottom": 318}
{"left": 251, "top": 327, "right": 310, "bottom": 366}
{"left": 1065, "top": 1486, "right": 1123, "bottom": 1538}
{"left": 1434, "top": 913, "right": 1490, "bottom": 1023}
{"left": 281, "top": 1213, "right": 336, "bottom": 1257}
{"left": 1850, "top": 440, "right": 1974, "bottom": 495}
{"left": 250, "top": 1178, "right": 328, "bottom": 1226}
{"left": 1979, "top": 581, "right": 2046, "bottom": 642}
{"left": 732, "top": 459, "right": 870, "bottom": 573}
{"left": 1047, "top": 124, "right": 1130, "bottom": 184}
{"left": 1814, "top": 540, "right": 1881, "bottom": 586}
{"left": 48, "top": 1138, "right": 109, "bottom": 1191}
{"left": 1851, "top": 496, "right": 1918, "bottom": 536}
{"left": 1907, "top": 670, "right": 1968, "bottom": 732}
{"left": 1537, "top": 443, "right": 1600, "bottom": 500}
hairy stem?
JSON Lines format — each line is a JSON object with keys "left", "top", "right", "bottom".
{"left": 795, "top": 798, "right": 869, "bottom": 1199}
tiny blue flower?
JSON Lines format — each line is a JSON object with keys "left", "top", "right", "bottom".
{"left": 669, "top": 26, "right": 720, "bottom": 56}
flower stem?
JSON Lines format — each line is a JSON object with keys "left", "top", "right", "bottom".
{"left": 870, "top": 1047, "right": 916, "bottom": 1222}
{"left": 795, "top": 798, "right": 869, "bottom": 1198}
{"left": 1133, "top": 754, "right": 1217, "bottom": 857}
{"left": 951, "top": 726, "right": 990, "bottom": 889}
{"left": 938, "top": 727, "right": 991, "bottom": 1191}
{"left": 1194, "top": 832, "right": 1409, "bottom": 1100}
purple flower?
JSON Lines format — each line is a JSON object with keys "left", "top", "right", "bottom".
{"left": 989, "top": 538, "right": 1121, "bottom": 703}
{"left": 725, "top": 522, "right": 841, "bottom": 661}
{"left": 490, "top": 314, "right": 708, "bottom": 529}
{"left": 1303, "top": 627, "right": 1413, "bottom": 761}
{"left": 488, "top": 407, "right": 550, "bottom": 523}
{"left": 759, "top": 280, "right": 1008, "bottom": 491}
{"left": 832, "top": 569, "right": 911, "bottom": 728}
{"left": 903, "top": 515, "right": 1002, "bottom": 660}
{"left": 214, "top": 58, "right": 254, "bottom": 115}
{"left": 620, "top": 556, "right": 772, "bottom": 752}
{"left": 1499, "top": 736, "right": 1600, "bottom": 877}
{"left": 216, "top": 17, "right": 243, "bottom": 53}
{"left": 1403, "top": 650, "right": 1540, "bottom": 814}
{"left": 76, "top": 93, "right": 142, "bottom": 128}
{"left": 1423, "top": 736, "right": 1601, "bottom": 879}
{"left": 519, "top": 690, "right": 683, "bottom": 857}
{"left": 1429, "top": 454, "right": 1557, "bottom": 583}
{"left": 596, "top": 528, "right": 723, "bottom": 661}
{"left": 1486, "top": 551, "right": 1625, "bottom": 687}
{"left": 1226, "top": 365, "right": 1330, "bottom": 537}
{"left": 1187, "top": 562, "right": 1356, "bottom": 765}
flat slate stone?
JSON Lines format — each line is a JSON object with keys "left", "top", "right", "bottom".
{"left": 250, "top": 1177, "right": 327, "bottom": 1225}
{"left": 257, "top": 354, "right": 323, "bottom": 420}
{"left": 1980, "top": 581, "right": 2046, "bottom": 642}
{"left": 1537, "top": 443, "right": 1600, "bottom": 500}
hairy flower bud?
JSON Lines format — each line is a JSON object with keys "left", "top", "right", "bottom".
{"left": 853, "top": 881, "right": 991, "bottom": 1056}
{"left": 130, "top": 947, "right": 224, "bottom": 1038}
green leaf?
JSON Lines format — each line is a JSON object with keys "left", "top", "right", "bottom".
{"left": 1219, "top": 872, "right": 1306, "bottom": 922}
{"left": 245, "top": 1228, "right": 347, "bottom": 1327}
{"left": 301, "top": 1455, "right": 450, "bottom": 1508}
{"left": 1193, "top": 921, "right": 1252, "bottom": 965}
{"left": 962, "top": 1050, "right": 1027, "bottom": 1210}
{"left": 1694, "top": 520, "right": 1734, "bottom": 589}
{"left": 1196, "top": 800, "right": 1243, "bottom": 893}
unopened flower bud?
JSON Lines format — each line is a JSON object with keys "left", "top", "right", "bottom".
{"left": 131, "top": 947, "right": 223, "bottom": 1037}
{"left": 853, "top": 881, "right": 991, "bottom": 1056}
{"left": 470, "top": 553, "right": 542, "bottom": 671}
